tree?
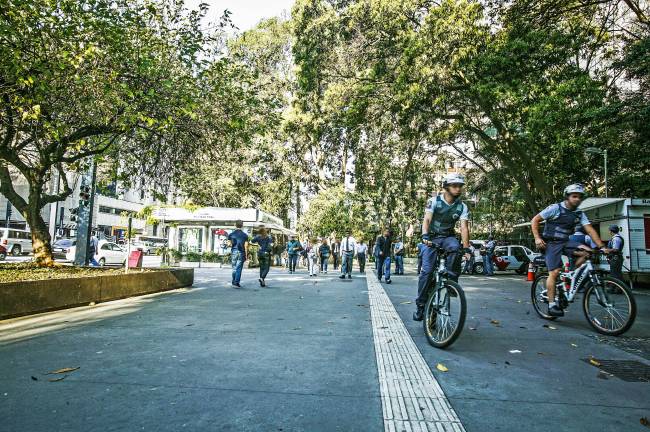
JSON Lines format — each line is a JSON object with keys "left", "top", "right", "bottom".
{"left": 0, "top": 0, "right": 221, "bottom": 265}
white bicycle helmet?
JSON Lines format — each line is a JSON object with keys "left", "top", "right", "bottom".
{"left": 442, "top": 173, "right": 466, "bottom": 188}
{"left": 564, "top": 183, "right": 586, "bottom": 197}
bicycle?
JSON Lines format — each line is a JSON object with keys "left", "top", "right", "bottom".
{"left": 531, "top": 250, "right": 636, "bottom": 335}
{"left": 422, "top": 244, "right": 467, "bottom": 348}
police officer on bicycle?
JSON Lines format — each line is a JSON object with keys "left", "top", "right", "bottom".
{"left": 531, "top": 184, "right": 611, "bottom": 317}
{"left": 414, "top": 173, "right": 472, "bottom": 321}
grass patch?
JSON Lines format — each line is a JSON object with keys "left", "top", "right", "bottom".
{"left": 0, "top": 262, "right": 153, "bottom": 284}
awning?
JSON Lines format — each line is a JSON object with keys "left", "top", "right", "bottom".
{"left": 578, "top": 198, "right": 626, "bottom": 212}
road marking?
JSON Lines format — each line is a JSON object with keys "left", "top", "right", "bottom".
{"left": 366, "top": 272, "right": 466, "bottom": 432}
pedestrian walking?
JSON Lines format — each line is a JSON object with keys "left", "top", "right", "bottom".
{"left": 607, "top": 225, "right": 625, "bottom": 281}
{"left": 482, "top": 236, "right": 496, "bottom": 276}
{"left": 376, "top": 229, "right": 393, "bottom": 283}
{"left": 286, "top": 235, "right": 301, "bottom": 273}
{"left": 272, "top": 241, "right": 283, "bottom": 266}
{"left": 88, "top": 231, "right": 99, "bottom": 266}
{"left": 319, "top": 238, "right": 331, "bottom": 273}
{"left": 373, "top": 239, "right": 380, "bottom": 270}
{"left": 251, "top": 227, "right": 273, "bottom": 287}
{"left": 332, "top": 238, "right": 341, "bottom": 270}
{"left": 339, "top": 231, "right": 356, "bottom": 279}
{"left": 307, "top": 239, "right": 319, "bottom": 276}
{"left": 356, "top": 239, "right": 368, "bottom": 273}
{"left": 416, "top": 241, "right": 424, "bottom": 275}
{"left": 462, "top": 243, "right": 475, "bottom": 274}
{"left": 227, "top": 220, "right": 249, "bottom": 287}
{"left": 393, "top": 237, "right": 404, "bottom": 275}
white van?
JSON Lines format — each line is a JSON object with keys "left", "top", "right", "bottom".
{"left": 0, "top": 228, "right": 33, "bottom": 256}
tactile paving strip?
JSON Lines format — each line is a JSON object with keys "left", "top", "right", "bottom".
{"left": 366, "top": 273, "right": 466, "bottom": 432}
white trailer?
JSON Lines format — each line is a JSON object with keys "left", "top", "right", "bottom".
{"left": 575, "top": 198, "right": 650, "bottom": 284}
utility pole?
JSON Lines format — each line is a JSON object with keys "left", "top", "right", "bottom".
{"left": 4, "top": 201, "right": 11, "bottom": 228}
{"left": 74, "top": 159, "right": 97, "bottom": 266}
{"left": 48, "top": 169, "right": 60, "bottom": 241}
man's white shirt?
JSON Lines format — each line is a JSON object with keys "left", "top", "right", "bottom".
{"left": 341, "top": 236, "right": 357, "bottom": 253}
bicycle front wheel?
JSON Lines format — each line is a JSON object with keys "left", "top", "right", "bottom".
{"left": 423, "top": 280, "right": 466, "bottom": 349}
{"left": 583, "top": 276, "right": 636, "bottom": 336}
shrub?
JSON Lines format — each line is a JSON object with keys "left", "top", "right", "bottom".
{"left": 202, "top": 251, "right": 219, "bottom": 262}
{"left": 185, "top": 251, "right": 201, "bottom": 262}
{"left": 169, "top": 249, "right": 183, "bottom": 261}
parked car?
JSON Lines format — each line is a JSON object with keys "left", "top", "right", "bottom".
{"left": 52, "top": 238, "right": 76, "bottom": 260}
{"left": 472, "top": 244, "right": 539, "bottom": 274}
{"left": 0, "top": 228, "right": 32, "bottom": 256}
{"left": 65, "top": 240, "right": 127, "bottom": 266}
{"left": 0, "top": 244, "right": 6, "bottom": 260}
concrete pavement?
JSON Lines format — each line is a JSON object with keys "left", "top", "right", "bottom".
{"left": 383, "top": 271, "right": 650, "bottom": 432}
{"left": 0, "top": 265, "right": 649, "bottom": 431}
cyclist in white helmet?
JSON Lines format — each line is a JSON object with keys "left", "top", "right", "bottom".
{"left": 531, "top": 183, "right": 611, "bottom": 317}
{"left": 414, "top": 173, "right": 472, "bottom": 321}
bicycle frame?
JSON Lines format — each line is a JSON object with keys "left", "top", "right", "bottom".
{"left": 558, "top": 257, "right": 609, "bottom": 305}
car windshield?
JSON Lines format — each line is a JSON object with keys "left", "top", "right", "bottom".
{"left": 53, "top": 239, "right": 73, "bottom": 247}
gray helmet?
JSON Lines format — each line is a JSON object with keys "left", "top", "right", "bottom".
{"left": 442, "top": 173, "right": 466, "bottom": 188}
{"left": 564, "top": 183, "right": 586, "bottom": 197}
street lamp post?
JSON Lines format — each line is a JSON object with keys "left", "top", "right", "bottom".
{"left": 585, "top": 147, "right": 608, "bottom": 198}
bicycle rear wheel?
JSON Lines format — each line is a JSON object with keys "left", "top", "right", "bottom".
{"left": 423, "top": 280, "right": 466, "bottom": 348}
{"left": 583, "top": 276, "right": 636, "bottom": 336}
{"left": 531, "top": 274, "right": 557, "bottom": 320}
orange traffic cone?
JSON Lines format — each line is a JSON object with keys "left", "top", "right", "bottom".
{"left": 527, "top": 262, "right": 535, "bottom": 281}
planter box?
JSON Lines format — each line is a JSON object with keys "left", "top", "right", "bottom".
{"left": 0, "top": 268, "right": 194, "bottom": 320}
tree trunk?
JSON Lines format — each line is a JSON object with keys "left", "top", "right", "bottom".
{"left": 24, "top": 184, "right": 55, "bottom": 267}
{"left": 27, "top": 209, "right": 55, "bottom": 266}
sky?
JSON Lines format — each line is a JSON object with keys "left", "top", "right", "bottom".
{"left": 185, "top": 0, "right": 296, "bottom": 32}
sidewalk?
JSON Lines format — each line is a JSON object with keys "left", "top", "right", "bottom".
{"left": 0, "top": 268, "right": 382, "bottom": 432}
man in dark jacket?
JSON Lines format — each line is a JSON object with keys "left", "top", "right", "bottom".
{"left": 375, "top": 229, "right": 393, "bottom": 284}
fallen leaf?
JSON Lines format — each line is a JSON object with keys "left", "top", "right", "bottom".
{"left": 292, "top": 327, "right": 302, "bottom": 330}
{"left": 537, "top": 352, "right": 547, "bottom": 356}
{"left": 519, "top": 326, "right": 527, "bottom": 329}
{"left": 490, "top": 320, "right": 500, "bottom": 325}
{"left": 542, "top": 324, "right": 557, "bottom": 330}
{"left": 185, "top": 324, "right": 194, "bottom": 327}
{"left": 30, "top": 376, "right": 38, "bottom": 381}
{"left": 400, "top": 301, "right": 412, "bottom": 304}
{"left": 48, "top": 376, "right": 67, "bottom": 382}
{"left": 509, "top": 350, "right": 522, "bottom": 354}
{"left": 589, "top": 358, "right": 601, "bottom": 367}
{"left": 47, "top": 367, "right": 79, "bottom": 375}
{"left": 505, "top": 361, "right": 511, "bottom": 365}
{"left": 469, "top": 327, "right": 477, "bottom": 331}
{"left": 570, "top": 343, "right": 578, "bottom": 348}
{"left": 641, "top": 417, "right": 649, "bottom": 427}
{"left": 436, "top": 363, "right": 449, "bottom": 372}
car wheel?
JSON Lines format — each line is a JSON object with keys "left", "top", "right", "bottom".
{"left": 0, "top": 252, "right": 6, "bottom": 260}
{"left": 11, "top": 245, "right": 21, "bottom": 256}
{"left": 473, "top": 262, "right": 484, "bottom": 274}
{"left": 98, "top": 258, "right": 106, "bottom": 267}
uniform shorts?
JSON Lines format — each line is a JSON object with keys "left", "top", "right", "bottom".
{"left": 544, "top": 240, "right": 582, "bottom": 271}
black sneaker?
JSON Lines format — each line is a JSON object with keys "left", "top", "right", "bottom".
{"left": 261, "top": 279, "right": 266, "bottom": 287}
{"left": 339, "top": 275, "right": 346, "bottom": 279}
{"left": 548, "top": 304, "right": 564, "bottom": 317}
{"left": 413, "top": 307, "right": 424, "bottom": 321}
{"left": 347, "top": 274, "right": 352, "bottom": 279}
{"left": 386, "top": 279, "right": 392, "bottom": 284}
{"left": 233, "top": 282, "right": 241, "bottom": 288}
{"left": 259, "top": 278, "right": 263, "bottom": 287}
